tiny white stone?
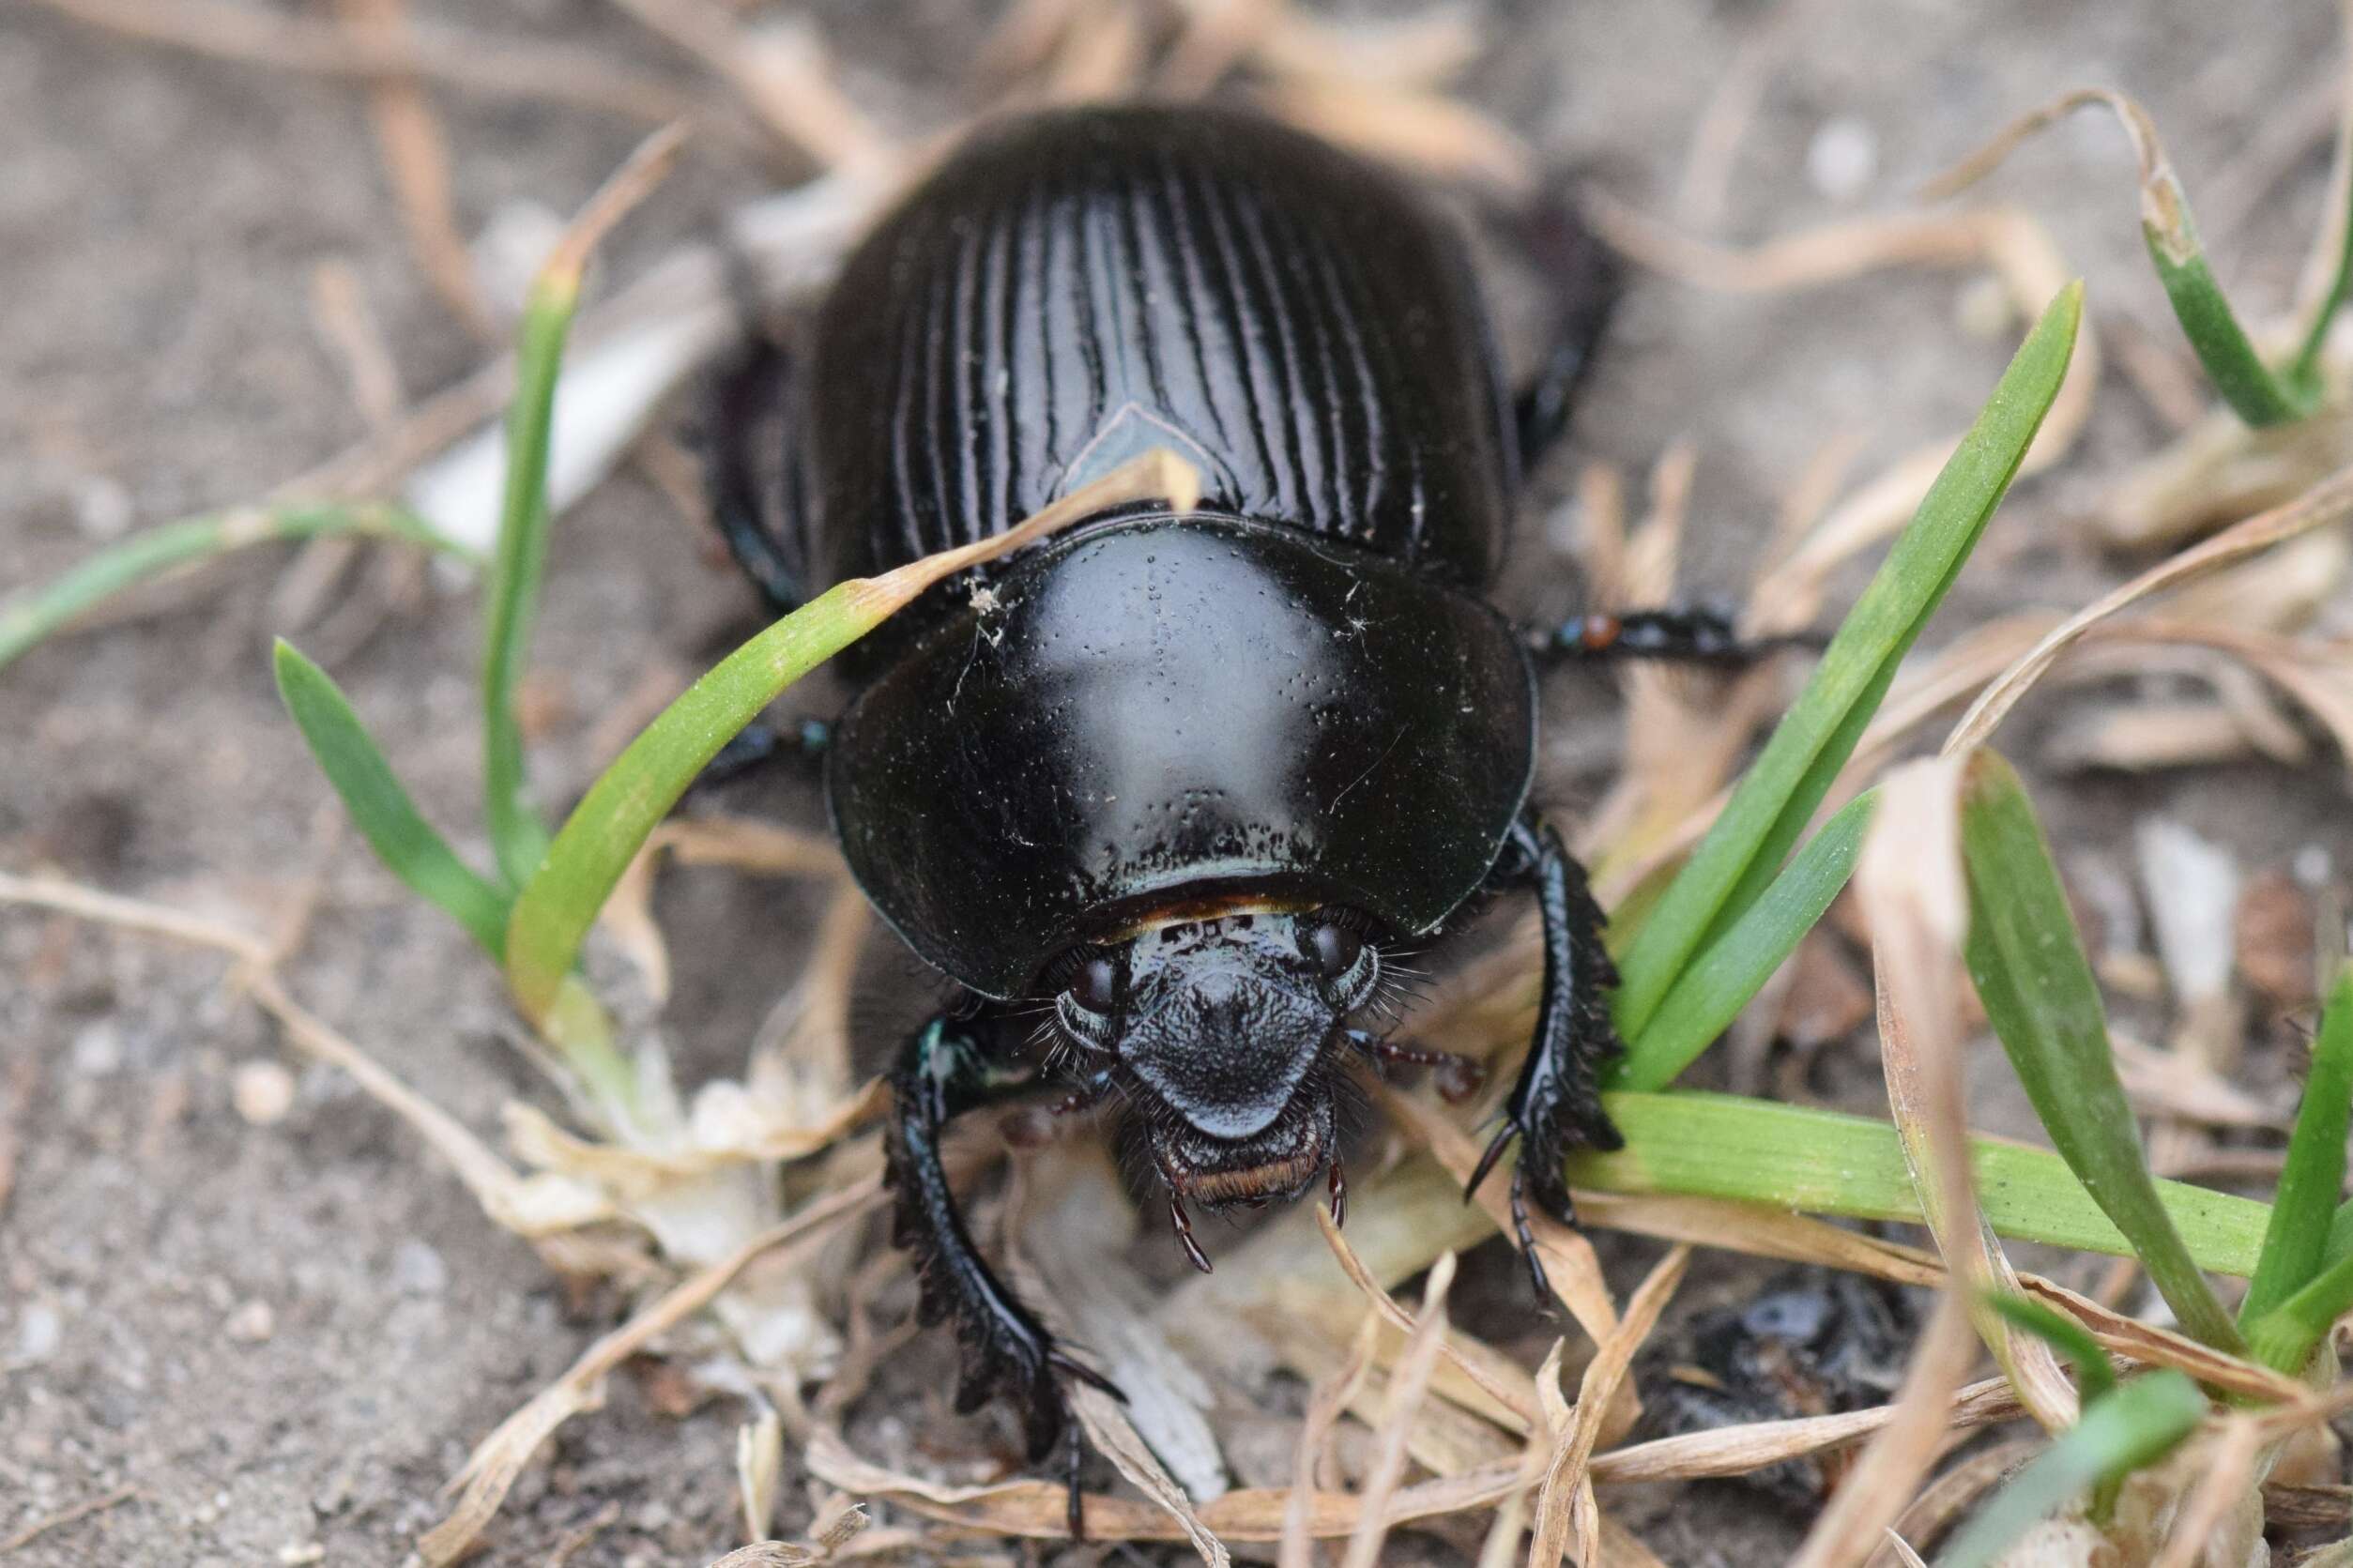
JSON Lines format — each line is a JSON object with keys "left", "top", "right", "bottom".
{"left": 232, "top": 1059, "right": 297, "bottom": 1126}
{"left": 70, "top": 1021, "right": 123, "bottom": 1077}
{"left": 224, "top": 1299, "right": 276, "bottom": 1344}
{"left": 390, "top": 1239, "right": 450, "bottom": 1299}
{"left": 70, "top": 475, "right": 134, "bottom": 540}
{"left": 1806, "top": 115, "right": 1878, "bottom": 204}
{"left": 14, "top": 1302, "right": 62, "bottom": 1363}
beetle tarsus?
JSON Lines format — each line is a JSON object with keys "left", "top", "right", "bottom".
{"left": 1328, "top": 1160, "right": 1347, "bottom": 1229}
{"left": 1508, "top": 1165, "right": 1557, "bottom": 1307}
{"left": 1346, "top": 1028, "right": 1487, "bottom": 1102}
{"left": 884, "top": 1015, "right": 1122, "bottom": 1483}
{"left": 1464, "top": 1119, "right": 1516, "bottom": 1206}
{"left": 1169, "top": 1192, "right": 1214, "bottom": 1273}
{"left": 1528, "top": 606, "right": 1819, "bottom": 669}
{"left": 1063, "top": 1423, "right": 1088, "bottom": 1541}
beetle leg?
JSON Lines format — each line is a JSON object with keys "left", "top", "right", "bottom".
{"left": 1498, "top": 194, "right": 1621, "bottom": 479}
{"left": 884, "top": 1014, "right": 1122, "bottom": 1536}
{"left": 688, "top": 715, "right": 833, "bottom": 794}
{"left": 701, "top": 336, "right": 810, "bottom": 616}
{"left": 1345, "top": 1028, "right": 1487, "bottom": 1104}
{"left": 1466, "top": 814, "right": 1626, "bottom": 1302}
{"left": 1525, "top": 605, "right": 1826, "bottom": 669}
{"left": 1168, "top": 1192, "right": 1214, "bottom": 1273}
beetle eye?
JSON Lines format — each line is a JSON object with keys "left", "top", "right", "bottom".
{"left": 1069, "top": 954, "right": 1120, "bottom": 1012}
{"left": 1303, "top": 921, "right": 1363, "bottom": 980}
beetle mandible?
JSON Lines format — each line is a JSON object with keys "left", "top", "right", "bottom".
{"left": 705, "top": 104, "right": 1762, "bottom": 1530}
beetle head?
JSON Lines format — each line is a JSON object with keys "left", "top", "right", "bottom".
{"left": 1050, "top": 908, "right": 1379, "bottom": 1213}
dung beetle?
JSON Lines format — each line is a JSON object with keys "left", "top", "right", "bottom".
{"left": 706, "top": 104, "right": 1763, "bottom": 1530}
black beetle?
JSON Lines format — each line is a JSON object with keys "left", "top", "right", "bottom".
{"left": 706, "top": 104, "right": 1760, "bottom": 1530}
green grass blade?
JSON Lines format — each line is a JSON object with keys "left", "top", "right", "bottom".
{"left": 2239, "top": 966, "right": 2353, "bottom": 1330}
{"left": 1958, "top": 749, "right": 2243, "bottom": 1353}
{"left": 477, "top": 286, "right": 573, "bottom": 892}
{"left": 1930, "top": 91, "right": 2317, "bottom": 428}
{"left": 501, "top": 449, "right": 1200, "bottom": 1029}
{"left": 1569, "top": 1091, "right": 2271, "bottom": 1277}
{"left": 2150, "top": 237, "right": 2311, "bottom": 427}
{"left": 2289, "top": 177, "right": 2353, "bottom": 395}
{"left": 1616, "top": 790, "right": 1876, "bottom": 1091}
{"left": 1936, "top": 1371, "right": 2205, "bottom": 1568}
{"left": 1610, "top": 282, "right": 2081, "bottom": 1049}
{"left": 1986, "top": 1293, "right": 2117, "bottom": 1407}
{"left": 503, "top": 579, "right": 881, "bottom": 1022}
{"left": 272, "top": 639, "right": 511, "bottom": 956}
{"left": 2247, "top": 1243, "right": 2353, "bottom": 1374}
{"left": 1, "top": 502, "right": 472, "bottom": 677}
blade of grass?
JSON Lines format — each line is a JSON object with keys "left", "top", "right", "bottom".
{"left": 273, "top": 638, "right": 510, "bottom": 955}
{"left": 1958, "top": 749, "right": 2243, "bottom": 1354}
{"left": 2239, "top": 965, "right": 2353, "bottom": 1329}
{"left": 478, "top": 122, "right": 688, "bottom": 892}
{"left": 1858, "top": 756, "right": 2076, "bottom": 1439}
{"left": 477, "top": 286, "right": 566, "bottom": 891}
{"left": 1934, "top": 1370, "right": 2205, "bottom": 1568}
{"left": 1924, "top": 89, "right": 2315, "bottom": 427}
{"left": 2246, "top": 1240, "right": 2353, "bottom": 1375}
{"left": 0, "top": 501, "right": 470, "bottom": 677}
{"left": 2289, "top": 79, "right": 2353, "bottom": 396}
{"left": 502, "top": 449, "right": 1201, "bottom": 1028}
{"left": 1609, "top": 282, "right": 2081, "bottom": 1048}
{"left": 1986, "top": 1295, "right": 2117, "bottom": 1408}
{"left": 1616, "top": 788, "right": 1874, "bottom": 1091}
{"left": 1569, "top": 1091, "right": 2271, "bottom": 1277}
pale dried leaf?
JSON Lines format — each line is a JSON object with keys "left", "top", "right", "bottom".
{"left": 1945, "top": 463, "right": 2353, "bottom": 754}
{"left": 1280, "top": 1311, "right": 1382, "bottom": 1568}
{"left": 736, "top": 1408, "right": 785, "bottom": 1543}
{"left": 1528, "top": 1246, "right": 1690, "bottom": 1568}
{"left": 1256, "top": 81, "right": 1534, "bottom": 195}
{"left": 419, "top": 1179, "right": 880, "bottom": 1564}
{"left": 2147, "top": 1419, "right": 2263, "bottom": 1568}
{"left": 1313, "top": 1205, "right": 1540, "bottom": 1429}
{"left": 1790, "top": 761, "right": 1992, "bottom": 1568}
{"left": 1340, "top": 1251, "right": 1457, "bottom": 1568}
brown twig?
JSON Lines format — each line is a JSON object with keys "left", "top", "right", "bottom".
{"left": 0, "top": 1485, "right": 139, "bottom": 1555}
{"left": 1945, "top": 461, "right": 2353, "bottom": 752}
{"left": 32, "top": 0, "right": 707, "bottom": 128}
{"left": 334, "top": 0, "right": 497, "bottom": 340}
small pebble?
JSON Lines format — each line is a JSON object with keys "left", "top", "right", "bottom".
{"left": 390, "top": 1239, "right": 450, "bottom": 1299}
{"left": 14, "top": 1302, "right": 62, "bottom": 1363}
{"left": 232, "top": 1060, "right": 297, "bottom": 1126}
{"left": 71, "top": 1021, "right": 123, "bottom": 1077}
{"left": 278, "top": 1545, "right": 325, "bottom": 1566}
{"left": 1805, "top": 114, "right": 1878, "bottom": 204}
{"left": 224, "top": 1300, "right": 276, "bottom": 1345}
{"left": 70, "top": 474, "right": 133, "bottom": 540}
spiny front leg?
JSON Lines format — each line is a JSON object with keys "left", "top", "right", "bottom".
{"left": 1464, "top": 814, "right": 1626, "bottom": 1302}
{"left": 883, "top": 1014, "right": 1120, "bottom": 1538}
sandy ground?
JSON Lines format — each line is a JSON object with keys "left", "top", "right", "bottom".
{"left": 3, "top": 1, "right": 2348, "bottom": 1563}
